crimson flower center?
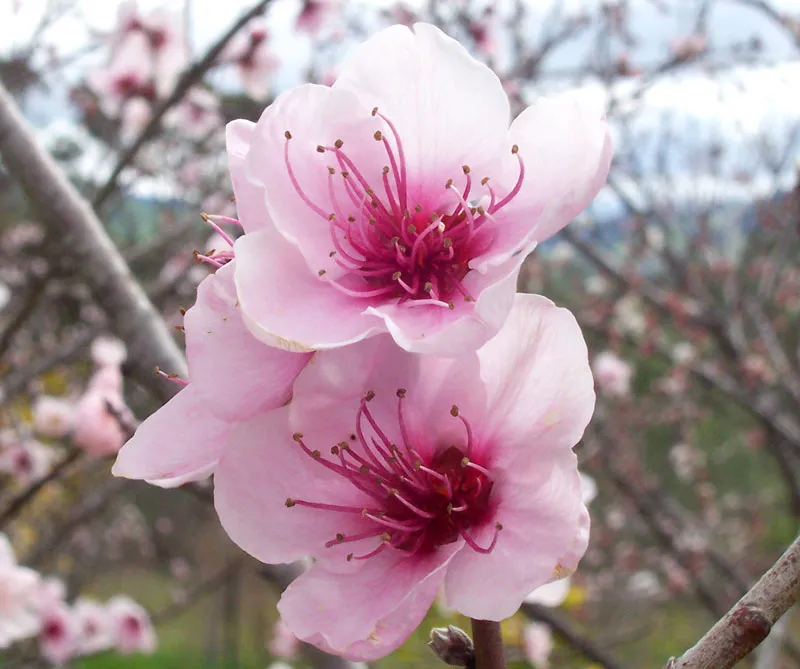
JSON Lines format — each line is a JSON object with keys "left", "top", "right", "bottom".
{"left": 283, "top": 109, "right": 525, "bottom": 307}
{"left": 286, "top": 390, "right": 501, "bottom": 562}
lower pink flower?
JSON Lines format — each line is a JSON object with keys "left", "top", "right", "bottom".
{"left": 108, "top": 596, "right": 156, "bottom": 655}
{"left": 38, "top": 602, "right": 80, "bottom": 666}
{"left": 214, "top": 293, "right": 595, "bottom": 660}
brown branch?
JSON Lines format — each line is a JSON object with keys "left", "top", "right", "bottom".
{"left": 91, "top": 0, "right": 274, "bottom": 210}
{"left": 0, "top": 81, "right": 186, "bottom": 402}
{"left": 471, "top": 619, "right": 506, "bottom": 669}
{"left": 666, "top": 535, "right": 800, "bottom": 668}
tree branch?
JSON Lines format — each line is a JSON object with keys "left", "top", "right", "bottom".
{"left": 0, "top": 81, "right": 186, "bottom": 402}
{"left": 667, "top": 535, "right": 800, "bottom": 669}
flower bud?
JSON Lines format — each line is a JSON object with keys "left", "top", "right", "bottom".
{"left": 428, "top": 625, "right": 475, "bottom": 667}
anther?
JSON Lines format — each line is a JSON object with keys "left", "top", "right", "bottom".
{"left": 415, "top": 204, "right": 422, "bottom": 213}
{"left": 445, "top": 178, "right": 453, "bottom": 189}
{"left": 460, "top": 457, "right": 469, "bottom": 467}
{"left": 284, "top": 130, "right": 292, "bottom": 139}
{"left": 347, "top": 553, "right": 354, "bottom": 561}
{"left": 481, "top": 177, "right": 490, "bottom": 185}
{"left": 330, "top": 445, "right": 340, "bottom": 455}
{"left": 496, "top": 523, "right": 504, "bottom": 531}
{"left": 396, "top": 388, "right": 407, "bottom": 398}
{"left": 334, "top": 139, "right": 344, "bottom": 148}
{"left": 359, "top": 465, "right": 370, "bottom": 474}
{"left": 316, "top": 145, "right": 325, "bottom": 153}
{"left": 293, "top": 433, "right": 303, "bottom": 441}
{"left": 443, "top": 238, "right": 453, "bottom": 249}
{"left": 318, "top": 269, "right": 326, "bottom": 276}
{"left": 374, "top": 131, "right": 383, "bottom": 141}
{"left": 328, "top": 166, "right": 336, "bottom": 175}
{"left": 462, "top": 165, "right": 470, "bottom": 174}
{"left": 448, "top": 301, "right": 456, "bottom": 310}
{"left": 371, "top": 107, "right": 378, "bottom": 116}
{"left": 347, "top": 215, "right": 356, "bottom": 222}
{"left": 511, "top": 144, "right": 519, "bottom": 154}
{"left": 311, "top": 450, "right": 321, "bottom": 459}
{"left": 364, "top": 390, "right": 376, "bottom": 401}
{"left": 285, "top": 498, "right": 296, "bottom": 507}
{"left": 450, "top": 405, "right": 459, "bottom": 417}
{"left": 336, "top": 533, "right": 345, "bottom": 543}
{"left": 424, "top": 282, "right": 434, "bottom": 293}
{"left": 408, "top": 224, "right": 416, "bottom": 234}
{"left": 383, "top": 166, "right": 390, "bottom": 174}
{"left": 392, "top": 271, "right": 402, "bottom": 281}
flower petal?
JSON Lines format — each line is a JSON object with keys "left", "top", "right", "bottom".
{"left": 279, "top": 547, "right": 458, "bottom": 660}
{"left": 185, "top": 261, "right": 312, "bottom": 421}
{"left": 476, "top": 293, "right": 595, "bottom": 464}
{"left": 444, "top": 448, "right": 583, "bottom": 620}
{"left": 234, "top": 229, "right": 383, "bottom": 351}
{"left": 214, "top": 406, "right": 380, "bottom": 566}
{"left": 226, "top": 120, "right": 272, "bottom": 233}
{"left": 112, "top": 385, "right": 228, "bottom": 487}
{"left": 479, "top": 92, "right": 612, "bottom": 266}
{"left": 334, "top": 23, "right": 509, "bottom": 190}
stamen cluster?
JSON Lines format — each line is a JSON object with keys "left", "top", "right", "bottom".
{"left": 286, "top": 390, "right": 501, "bottom": 561}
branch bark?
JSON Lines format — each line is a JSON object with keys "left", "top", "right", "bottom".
{"left": 471, "top": 619, "right": 506, "bottom": 669}
{"left": 0, "top": 81, "right": 186, "bottom": 402}
{"left": 667, "top": 535, "right": 800, "bottom": 669}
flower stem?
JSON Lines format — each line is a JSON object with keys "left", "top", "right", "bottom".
{"left": 470, "top": 619, "right": 506, "bottom": 669}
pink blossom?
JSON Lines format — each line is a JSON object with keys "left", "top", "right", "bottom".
{"left": 670, "top": 34, "right": 708, "bottom": 63}
{"left": 225, "top": 23, "right": 278, "bottom": 99}
{"left": 33, "top": 396, "right": 76, "bottom": 439}
{"left": 214, "top": 293, "right": 594, "bottom": 660}
{"left": 269, "top": 617, "right": 300, "bottom": 659}
{"left": 91, "top": 336, "right": 127, "bottom": 368}
{"left": 0, "top": 534, "right": 41, "bottom": 648}
{"left": 167, "top": 88, "right": 222, "bottom": 139}
{"left": 522, "top": 622, "right": 552, "bottom": 668}
{"left": 0, "top": 440, "right": 55, "bottom": 485}
{"left": 108, "top": 596, "right": 156, "bottom": 654}
{"left": 38, "top": 602, "right": 80, "bottom": 666}
{"left": 593, "top": 351, "right": 633, "bottom": 397}
{"left": 73, "top": 598, "right": 115, "bottom": 656}
{"left": 88, "top": 32, "right": 156, "bottom": 117}
{"left": 231, "top": 23, "right": 611, "bottom": 355}
{"left": 113, "top": 260, "right": 312, "bottom": 486}
{"left": 30, "top": 577, "right": 67, "bottom": 615}
{"left": 72, "top": 365, "right": 133, "bottom": 457}
{"left": 296, "top": 0, "right": 338, "bottom": 34}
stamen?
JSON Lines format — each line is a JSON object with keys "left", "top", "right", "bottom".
{"left": 458, "top": 523, "right": 502, "bottom": 554}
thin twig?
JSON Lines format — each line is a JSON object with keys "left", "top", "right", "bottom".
{"left": 471, "top": 619, "right": 506, "bottom": 669}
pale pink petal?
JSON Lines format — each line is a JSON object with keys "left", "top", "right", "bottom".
{"left": 475, "top": 293, "right": 595, "bottom": 465}
{"left": 185, "top": 262, "right": 312, "bottom": 421}
{"left": 112, "top": 385, "right": 228, "bottom": 487}
{"left": 214, "top": 406, "right": 381, "bottom": 566}
{"left": 443, "top": 448, "right": 583, "bottom": 620}
{"left": 524, "top": 576, "right": 571, "bottom": 607}
{"left": 226, "top": 120, "right": 272, "bottom": 233}
{"left": 478, "top": 93, "right": 612, "bottom": 267}
{"left": 278, "top": 547, "right": 458, "bottom": 661}
{"left": 333, "top": 23, "right": 509, "bottom": 189}
{"left": 234, "top": 229, "right": 382, "bottom": 351}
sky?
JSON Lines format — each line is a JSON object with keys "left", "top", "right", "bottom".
{"left": 1, "top": 0, "right": 799, "bottom": 201}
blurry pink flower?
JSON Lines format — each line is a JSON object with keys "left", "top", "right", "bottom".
{"left": 91, "top": 336, "right": 127, "bottom": 368}
{"left": 108, "top": 596, "right": 156, "bottom": 654}
{"left": 120, "top": 97, "right": 153, "bottom": 143}
{"left": 113, "top": 261, "right": 312, "bottom": 487}
{"left": 39, "top": 602, "right": 80, "bottom": 666}
{"left": 670, "top": 34, "right": 707, "bottom": 62}
{"left": 296, "top": 0, "right": 338, "bottom": 34}
{"left": 231, "top": 23, "right": 611, "bottom": 355}
{"left": 30, "top": 577, "right": 67, "bottom": 616}
{"left": 113, "top": 1, "right": 188, "bottom": 96}
{"left": 73, "top": 598, "right": 115, "bottom": 656}
{"left": 226, "top": 23, "right": 278, "bottom": 99}
{"left": 0, "top": 440, "right": 55, "bottom": 485}
{"left": 89, "top": 32, "right": 156, "bottom": 116}
{"left": 168, "top": 88, "right": 222, "bottom": 139}
{"left": 72, "top": 364, "right": 133, "bottom": 457}
{"left": 269, "top": 618, "right": 300, "bottom": 659}
{"left": 522, "top": 622, "right": 552, "bottom": 668}
{"left": 33, "top": 396, "right": 76, "bottom": 439}
{"left": 0, "top": 534, "right": 41, "bottom": 649}
{"left": 215, "top": 294, "right": 594, "bottom": 660}
{"left": 593, "top": 351, "right": 633, "bottom": 397}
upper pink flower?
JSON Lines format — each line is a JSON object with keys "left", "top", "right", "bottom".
{"left": 215, "top": 293, "right": 595, "bottom": 660}
{"left": 231, "top": 23, "right": 611, "bottom": 355}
